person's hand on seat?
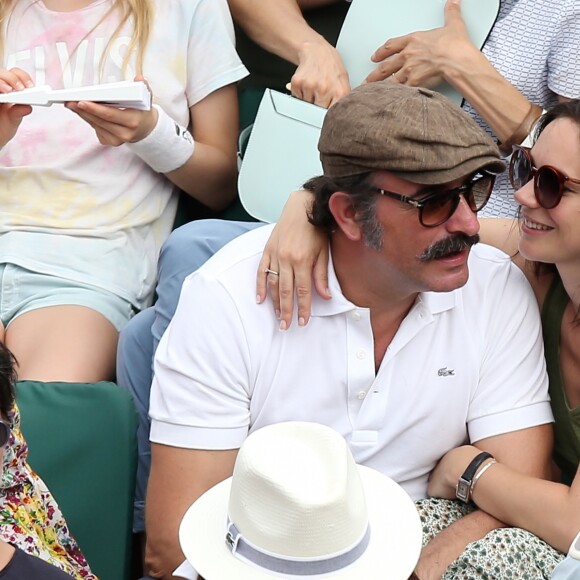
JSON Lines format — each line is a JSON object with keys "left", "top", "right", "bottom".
{"left": 289, "top": 40, "right": 350, "bottom": 108}
{"left": 365, "top": 0, "right": 477, "bottom": 88}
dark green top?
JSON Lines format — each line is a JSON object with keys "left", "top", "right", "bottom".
{"left": 542, "top": 276, "right": 580, "bottom": 484}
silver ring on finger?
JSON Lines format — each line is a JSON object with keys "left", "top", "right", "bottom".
{"left": 264, "top": 268, "right": 279, "bottom": 276}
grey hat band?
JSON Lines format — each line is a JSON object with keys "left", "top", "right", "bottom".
{"left": 225, "top": 519, "right": 371, "bottom": 576}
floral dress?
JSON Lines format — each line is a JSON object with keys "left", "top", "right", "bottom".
{"left": 416, "top": 498, "right": 564, "bottom": 579}
{"left": 0, "top": 404, "right": 96, "bottom": 579}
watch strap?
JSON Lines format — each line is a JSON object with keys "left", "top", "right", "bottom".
{"left": 455, "top": 451, "right": 493, "bottom": 503}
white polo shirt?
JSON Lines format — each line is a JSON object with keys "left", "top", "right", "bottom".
{"left": 150, "top": 225, "right": 552, "bottom": 500}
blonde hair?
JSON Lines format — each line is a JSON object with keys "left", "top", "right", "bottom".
{"left": 1, "top": 0, "right": 153, "bottom": 77}
{"left": 100, "top": 0, "right": 153, "bottom": 77}
{"left": 0, "top": 0, "right": 13, "bottom": 60}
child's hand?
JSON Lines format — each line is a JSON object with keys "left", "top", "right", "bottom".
{"left": 0, "top": 68, "right": 34, "bottom": 149}
{"left": 65, "top": 76, "right": 157, "bottom": 146}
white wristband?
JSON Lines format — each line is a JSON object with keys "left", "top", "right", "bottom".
{"left": 126, "top": 105, "right": 195, "bottom": 173}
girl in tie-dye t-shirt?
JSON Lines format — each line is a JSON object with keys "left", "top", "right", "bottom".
{"left": 0, "top": 0, "right": 247, "bottom": 382}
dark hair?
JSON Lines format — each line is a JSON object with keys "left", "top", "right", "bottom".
{"left": 305, "top": 173, "right": 384, "bottom": 250}
{"left": 529, "top": 100, "right": 580, "bottom": 279}
{"left": 533, "top": 99, "right": 580, "bottom": 144}
{"left": 0, "top": 343, "right": 17, "bottom": 419}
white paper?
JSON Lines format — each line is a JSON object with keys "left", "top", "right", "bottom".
{"left": 0, "top": 81, "right": 151, "bottom": 110}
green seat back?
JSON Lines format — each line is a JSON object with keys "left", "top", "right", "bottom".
{"left": 16, "top": 381, "right": 138, "bottom": 580}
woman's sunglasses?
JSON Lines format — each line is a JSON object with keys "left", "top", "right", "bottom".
{"left": 0, "top": 419, "right": 10, "bottom": 449}
{"left": 374, "top": 173, "right": 495, "bottom": 228}
{"left": 509, "top": 145, "right": 580, "bottom": 209}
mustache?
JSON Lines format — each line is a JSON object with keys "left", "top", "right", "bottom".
{"left": 418, "top": 234, "right": 480, "bottom": 262}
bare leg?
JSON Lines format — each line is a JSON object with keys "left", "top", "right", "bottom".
{"left": 5, "top": 305, "right": 118, "bottom": 382}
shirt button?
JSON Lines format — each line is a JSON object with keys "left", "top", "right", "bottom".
{"left": 356, "top": 350, "right": 366, "bottom": 359}
{"left": 351, "top": 311, "right": 361, "bottom": 321}
{"left": 357, "top": 391, "right": 366, "bottom": 400}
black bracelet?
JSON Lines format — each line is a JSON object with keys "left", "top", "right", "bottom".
{"left": 455, "top": 452, "right": 493, "bottom": 503}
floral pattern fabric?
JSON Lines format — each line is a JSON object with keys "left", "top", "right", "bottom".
{"left": 416, "top": 498, "right": 565, "bottom": 579}
{"left": 0, "top": 404, "right": 96, "bottom": 579}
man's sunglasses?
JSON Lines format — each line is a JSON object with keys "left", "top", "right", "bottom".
{"left": 509, "top": 145, "right": 580, "bottom": 209}
{"left": 373, "top": 173, "right": 495, "bottom": 228}
{"left": 0, "top": 419, "right": 11, "bottom": 450}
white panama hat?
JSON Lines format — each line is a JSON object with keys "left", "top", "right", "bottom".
{"left": 179, "top": 422, "right": 422, "bottom": 579}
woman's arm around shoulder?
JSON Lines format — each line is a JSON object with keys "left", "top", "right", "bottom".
{"left": 479, "top": 217, "right": 520, "bottom": 261}
{"left": 479, "top": 217, "right": 556, "bottom": 308}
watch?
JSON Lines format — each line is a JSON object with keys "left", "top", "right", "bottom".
{"left": 455, "top": 452, "right": 493, "bottom": 503}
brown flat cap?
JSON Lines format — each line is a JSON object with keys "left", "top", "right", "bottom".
{"left": 319, "top": 81, "right": 505, "bottom": 184}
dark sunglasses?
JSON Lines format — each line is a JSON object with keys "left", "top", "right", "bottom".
{"left": 0, "top": 419, "right": 11, "bottom": 449}
{"left": 509, "top": 145, "right": 580, "bottom": 209}
{"left": 373, "top": 173, "right": 495, "bottom": 228}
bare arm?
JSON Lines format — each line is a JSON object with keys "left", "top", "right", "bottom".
{"left": 228, "top": 0, "right": 350, "bottom": 107}
{"left": 479, "top": 218, "right": 521, "bottom": 258}
{"left": 145, "top": 444, "right": 238, "bottom": 579}
{"left": 478, "top": 218, "right": 550, "bottom": 301}
{"left": 416, "top": 425, "right": 553, "bottom": 579}
{"left": 442, "top": 50, "right": 537, "bottom": 149}
{"left": 166, "top": 84, "right": 239, "bottom": 211}
{"left": 442, "top": 59, "right": 569, "bottom": 145}
{"left": 429, "top": 445, "right": 580, "bottom": 554}
{"left": 228, "top": 0, "right": 340, "bottom": 65}
{"left": 367, "top": 0, "right": 540, "bottom": 147}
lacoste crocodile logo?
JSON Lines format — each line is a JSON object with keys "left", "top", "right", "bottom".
{"left": 438, "top": 367, "right": 455, "bottom": 377}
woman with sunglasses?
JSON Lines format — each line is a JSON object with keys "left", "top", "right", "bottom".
{"left": 425, "top": 99, "right": 580, "bottom": 577}
{"left": 0, "top": 342, "right": 95, "bottom": 578}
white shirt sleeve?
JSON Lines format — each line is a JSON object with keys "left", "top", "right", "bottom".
{"left": 186, "top": 0, "right": 248, "bottom": 107}
{"left": 548, "top": 0, "right": 580, "bottom": 99}
{"left": 467, "top": 257, "right": 553, "bottom": 443}
{"left": 149, "top": 271, "right": 253, "bottom": 450}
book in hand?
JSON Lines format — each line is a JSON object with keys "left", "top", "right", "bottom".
{"left": 0, "top": 81, "right": 152, "bottom": 110}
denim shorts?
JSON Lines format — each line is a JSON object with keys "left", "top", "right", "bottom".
{"left": 0, "top": 263, "right": 134, "bottom": 331}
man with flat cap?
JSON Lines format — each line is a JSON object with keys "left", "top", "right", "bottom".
{"left": 144, "top": 82, "right": 553, "bottom": 579}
